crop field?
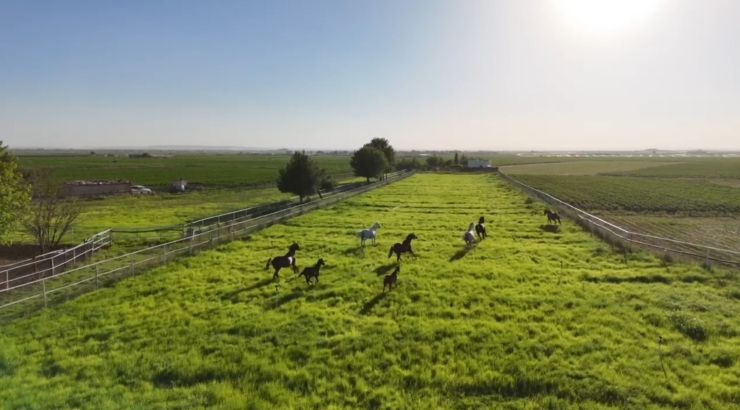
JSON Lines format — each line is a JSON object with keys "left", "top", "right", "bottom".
{"left": 1, "top": 174, "right": 739, "bottom": 409}
{"left": 499, "top": 160, "right": 677, "bottom": 175}
{"left": 511, "top": 175, "right": 740, "bottom": 216}
{"left": 16, "top": 154, "right": 352, "bottom": 189}
{"left": 602, "top": 158, "right": 740, "bottom": 179}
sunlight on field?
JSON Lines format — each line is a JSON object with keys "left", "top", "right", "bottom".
{"left": 1, "top": 174, "right": 738, "bottom": 408}
{"left": 501, "top": 160, "right": 677, "bottom": 175}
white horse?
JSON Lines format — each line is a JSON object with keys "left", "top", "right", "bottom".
{"left": 462, "top": 222, "right": 475, "bottom": 247}
{"left": 358, "top": 222, "right": 381, "bottom": 246}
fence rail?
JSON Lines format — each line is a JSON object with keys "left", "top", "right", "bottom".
{"left": 0, "top": 171, "right": 413, "bottom": 322}
{"left": 498, "top": 171, "right": 740, "bottom": 268}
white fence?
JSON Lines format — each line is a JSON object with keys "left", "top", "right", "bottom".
{"left": 0, "top": 171, "right": 413, "bottom": 322}
{"left": 499, "top": 172, "right": 740, "bottom": 268}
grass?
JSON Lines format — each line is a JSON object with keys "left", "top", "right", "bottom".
{"left": 17, "top": 154, "right": 352, "bottom": 189}
{"left": 603, "top": 158, "right": 740, "bottom": 179}
{"left": 511, "top": 174, "right": 740, "bottom": 216}
{"left": 1, "top": 174, "right": 739, "bottom": 409}
{"left": 500, "top": 161, "right": 677, "bottom": 175}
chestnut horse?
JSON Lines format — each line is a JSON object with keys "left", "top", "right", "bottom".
{"left": 388, "top": 233, "right": 418, "bottom": 262}
{"left": 544, "top": 209, "right": 561, "bottom": 225}
{"left": 299, "top": 258, "right": 325, "bottom": 285}
{"left": 383, "top": 265, "right": 400, "bottom": 292}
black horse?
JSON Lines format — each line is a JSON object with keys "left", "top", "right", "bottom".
{"left": 544, "top": 209, "right": 561, "bottom": 225}
{"left": 388, "top": 233, "right": 418, "bottom": 262}
{"left": 299, "top": 258, "right": 325, "bottom": 285}
{"left": 475, "top": 216, "right": 487, "bottom": 240}
{"left": 266, "top": 242, "right": 300, "bottom": 280}
{"left": 383, "top": 265, "right": 400, "bottom": 292}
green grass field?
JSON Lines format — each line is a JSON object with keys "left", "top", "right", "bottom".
{"left": 1, "top": 174, "right": 738, "bottom": 409}
{"left": 511, "top": 174, "right": 740, "bottom": 216}
{"left": 17, "top": 154, "right": 352, "bottom": 189}
{"left": 500, "top": 161, "right": 677, "bottom": 175}
{"left": 603, "top": 158, "right": 740, "bottom": 179}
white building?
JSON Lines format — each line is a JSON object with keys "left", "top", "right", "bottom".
{"left": 467, "top": 159, "right": 492, "bottom": 168}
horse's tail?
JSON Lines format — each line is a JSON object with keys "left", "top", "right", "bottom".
{"left": 265, "top": 258, "right": 272, "bottom": 270}
{"left": 388, "top": 246, "right": 394, "bottom": 258}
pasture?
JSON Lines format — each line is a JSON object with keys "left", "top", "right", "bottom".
{"left": 1, "top": 174, "right": 738, "bottom": 409}
{"left": 500, "top": 160, "right": 677, "bottom": 175}
{"left": 16, "top": 154, "right": 352, "bottom": 189}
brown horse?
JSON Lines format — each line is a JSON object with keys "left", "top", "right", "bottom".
{"left": 388, "top": 233, "right": 417, "bottom": 262}
{"left": 544, "top": 209, "right": 561, "bottom": 225}
{"left": 266, "top": 242, "right": 300, "bottom": 280}
{"left": 299, "top": 258, "right": 325, "bottom": 285}
{"left": 383, "top": 265, "right": 400, "bottom": 292}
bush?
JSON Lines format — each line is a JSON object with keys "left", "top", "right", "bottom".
{"left": 667, "top": 309, "right": 709, "bottom": 343}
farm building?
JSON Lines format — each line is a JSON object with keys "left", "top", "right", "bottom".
{"left": 467, "top": 159, "right": 492, "bottom": 168}
{"left": 60, "top": 180, "right": 132, "bottom": 197}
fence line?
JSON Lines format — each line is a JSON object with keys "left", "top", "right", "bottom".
{"left": 498, "top": 171, "right": 740, "bottom": 268}
{"left": 0, "top": 171, "right": 414, "bottom": 321}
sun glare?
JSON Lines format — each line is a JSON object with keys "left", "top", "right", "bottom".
{"left": 553, "top": 0, "right": 664, "bottom": 33}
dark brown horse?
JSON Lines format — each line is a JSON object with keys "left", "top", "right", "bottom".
{"left": 544, "top": 209, "right": 561, "bottom": 225}
{"left": 266, "top": 242, "right": 300, "bottom": 280}
{"left": 383, "top": 265, "right": 400, "bottom": 292}
{"left": 475, "top": 216, "right": 487, "bottom": 240}
{"left": 299, "top": 258, "right": 325, "bottom": 285}
{"left": 388, "top": 233, "right": 417, "bottom": 262}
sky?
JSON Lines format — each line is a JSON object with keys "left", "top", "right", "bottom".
{"left": 1, "top": 0, "right": 738, "bottom": 151}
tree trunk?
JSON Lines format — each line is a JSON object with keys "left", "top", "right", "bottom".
{"left": 299, "top": 195, "right": 304, "bottom": 203}
{"left": 366, "top": 177, "right": 370, "bottom": 184}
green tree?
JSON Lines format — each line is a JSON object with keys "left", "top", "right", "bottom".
{"left": 276, "top": 151, "right": 325, "bottom": 203}
{"left": 454, "top": 152, "right": 459, "bottom": 165}
{"left": 0, "top": 143, "right": 31, "bottom": 244}
{"left": 23, "top": 169, "right": 83, "bottom": 253}
{"left": 364, "top": 138, "right": 395, "bottom": 179}
{"left": 350, "top": 146, "right": 388, "bottom": 183}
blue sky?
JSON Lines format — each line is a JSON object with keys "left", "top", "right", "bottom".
{"left": 1, "top": 0, "right": 738, "bottom": 150}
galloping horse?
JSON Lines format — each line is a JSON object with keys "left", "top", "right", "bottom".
{"left": 462, "top": 222, "right": 475, "bottom": 247}
{"left": 265, "top": 242, "right": 300, "bottom": 280}
{"left": 357, "top": 222, "right": 381, "bottom": 246}
{"left": 475, "top": 216, "right": 487, "bottom": 240}
{"left": 388, "top": 233, "right": 418, "bottom": 262}
{"left": 299, "top": 258, "right": 325, "bottom": 285}
{"left": 544, "top": 209, "right": 561, "bottom": 225}
{"left": 383, "top": 265, "right": 400, "bottom": 292}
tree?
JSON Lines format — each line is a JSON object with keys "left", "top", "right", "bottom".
{"left": 454, "top": 152, "right": 459, "bottom": 165}
{"left": 276, "top": 151, "right": 324, "bottom": 203}
{"left": 460, "top": 154, "right": 468, "bottom": 167}
{"left": 350, "top": 146, "right": 388, "bottom": 183}
{"left": 364, "top": 138, "right": 395, "bottom": 179}
{"left": 23, "top": 169, "right": 83, "bottom": 253}
{"left": 0, "top": 142, "right": 31, "bottom": 245}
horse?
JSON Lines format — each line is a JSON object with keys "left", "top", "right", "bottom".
{"left": 299, "top": 258, "right": 325, "bottom": 285}
{"left": 383, "top": 265, "right": 400, "bottom": 292}
{"left": 357, "top": 222, "right": 381, "bottom": 246}
{"left": 475, "top": 216, "right": 487, "bottom": 241}
{"left": 462, "top": 222, "right": 475, "bottom": 247}
{"left": 544, "top": 209, "right": 561, "bottom": 225}
{"left": 388, "top": 233, "right": 418, "bottom": 262}
{"left": 265, "top": 242, "right": 300, "bottom": 280}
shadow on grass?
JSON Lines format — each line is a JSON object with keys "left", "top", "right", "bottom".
{"left": 374, "top": 263, "right": 397, "bottom": 276}
{"left": 360, "top": 292, "right": 387, "bottom": 315}
{"left": 220, "top": 278, "right": 274, "bottom": 301}
{"left": 341, "top": 246, "right": 365, "bottom": 258}
{"left": 265, "top": 290, "right": 304, "bottom": 310}
{"left": 540, "top": 224, "right": 560, "bottom": 233}
{"left": 450, "top": 246, "right": 474, "bottom": 262}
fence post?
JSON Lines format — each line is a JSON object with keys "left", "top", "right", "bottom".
{"left": 95, "top": 264, "right": 99, "bottom": 288}
{"left": 130, "top": 255, "right": 135, "bottom": 276}
{"left": 163, "top": 244, "right": 167, "bottom": 264}
{"left": 73, "top": 246, "right": 77, "bottom": 265}
{"left": 51, "top": 256, "right": 55, "bottom": 277}
{"left": 706, "top": 248, "right": 711, "bottom": 270}
{"left": 42, "top": 279, "right": 47, "bottom": 308}
{"left": 4, "top": 270, "right": 8, "bottom": 290}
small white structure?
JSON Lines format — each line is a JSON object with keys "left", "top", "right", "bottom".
{"left": 467, "top": 159, "right": 492, "bottom": 168}
{"left": 172, "top": 179, "right": 188, "bottom": 193}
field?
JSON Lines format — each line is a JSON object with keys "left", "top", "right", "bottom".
{"left": 602, "top": 158, "right": 740, "bottom": 179}
{"left": 16, "top": 154, "right": 352, "bottom": 189}
{"left": 511, "top": 175, "right": 740, "bottom": 216}
{"left": 499, "top": 161, "right": 677, "bottom": 175}
{"left": 1, "top": 174, "right": 739, "bottom": 409}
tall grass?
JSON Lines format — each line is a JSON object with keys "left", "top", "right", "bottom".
{"left": 0, "top": 174, "right": 738, "bottom": 409}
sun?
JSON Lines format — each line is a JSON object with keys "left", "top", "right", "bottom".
{"left": 553, "top": 0, "right": 664, "bottom": 34}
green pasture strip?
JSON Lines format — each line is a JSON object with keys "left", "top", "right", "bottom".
{"left": 500, "top": 160, "right": 677, "bottom": 175}
{"left": 1, "top": 174, "right": 738, "bottom": 409}
{"left": 602, "top": 158, "right": 740, "bottom": 179}
{"left": 16, "top": 154, "right": 352, "bottom": 188}
{"left": 512, "top": 174, "right": 740, "bottom": 216}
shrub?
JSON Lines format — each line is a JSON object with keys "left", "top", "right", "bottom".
{"left": 667, "top": 309, "right": 709, "bottom": 343}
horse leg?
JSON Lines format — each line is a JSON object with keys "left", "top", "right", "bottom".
{"left": 273, "top": 267, "right": 280, "bottom": 280}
